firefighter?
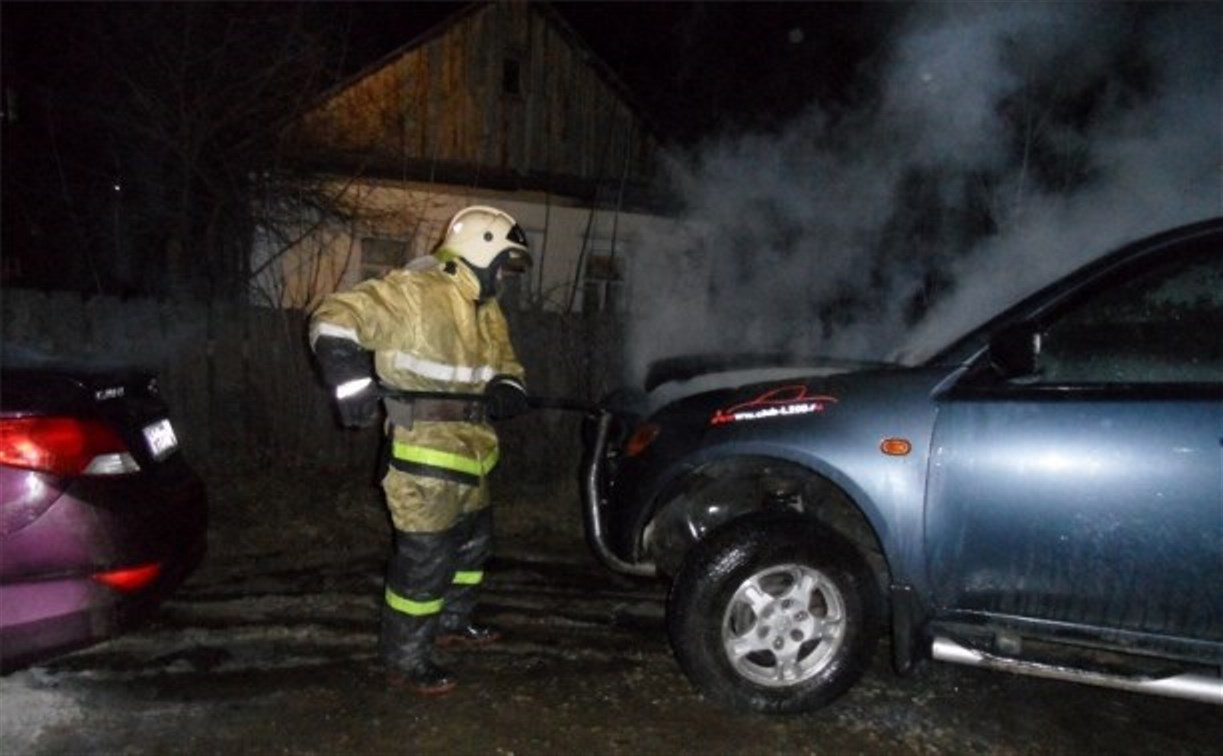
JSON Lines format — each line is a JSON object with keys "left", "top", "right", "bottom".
{"left": 308, "top": 205, "right": 532, "bottom": 695}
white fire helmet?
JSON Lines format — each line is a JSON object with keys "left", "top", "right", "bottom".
{"left": 440, "top": 205, "right": 532, "bottom": 273}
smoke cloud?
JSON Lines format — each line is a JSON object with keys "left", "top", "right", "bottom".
{"left": 625, "top": 2, "right": 1221, "bottom": 384}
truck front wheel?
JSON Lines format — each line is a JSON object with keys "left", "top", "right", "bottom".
{"left": 666, "top": 512, "right": 878, "bottom": 713}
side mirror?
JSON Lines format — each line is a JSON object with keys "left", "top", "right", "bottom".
{"left": 988, "top": 323, "right": 1041, "bottom": 378}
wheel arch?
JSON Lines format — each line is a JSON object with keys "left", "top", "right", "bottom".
{"left": 640, "top": 452, "right": 893, "bottom": 607}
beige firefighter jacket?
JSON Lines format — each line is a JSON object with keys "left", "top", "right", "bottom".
{"left": 309, "top": 258, "right": 524, "bottom": 500}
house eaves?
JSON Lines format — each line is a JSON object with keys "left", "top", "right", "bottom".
{"left": 295, "top": 151, "right": 680, "bottom": 215}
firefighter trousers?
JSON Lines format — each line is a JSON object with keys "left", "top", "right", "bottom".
{"left": 379, "top": 507, "right": 493, "bottom": 669}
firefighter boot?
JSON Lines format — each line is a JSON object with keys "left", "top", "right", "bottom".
{"left": 387, "top": 658, "right": 456, "bottom": 696}
{"left": 381, "top": 527, "right": 460, "bottom": 695}
{"left": 436, "top": 622, "right": 502, "bottom": 647}
{"left": 437, "top": 508, "right": 501, "bottom": 648}
{"left": 380, "top": 607, "right": 456, "bottom": 696}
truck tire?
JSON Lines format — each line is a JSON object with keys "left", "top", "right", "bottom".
{"left": 666, "top": 511, "right": 878, "bottom": 713}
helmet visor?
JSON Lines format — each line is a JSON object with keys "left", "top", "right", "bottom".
{"left": 503, "top": 224, "right": 532, "bottom": 272}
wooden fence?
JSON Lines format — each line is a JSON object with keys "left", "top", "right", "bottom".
{"left": 1, "top": 289, "right": 623, "bottom": 475}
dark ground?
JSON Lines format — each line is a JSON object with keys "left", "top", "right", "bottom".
{"left": 1, "top": 462, "right": 1219, "bottom": 755}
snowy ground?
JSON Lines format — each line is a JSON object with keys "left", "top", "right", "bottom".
{"left": 2, "top": 462, "right": 1220, "bottom": 754}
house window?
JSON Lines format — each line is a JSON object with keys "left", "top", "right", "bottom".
{"left": 502, "top": 58, "right": 521, "bottom": 96}
{"left": 582, "top": 252, "right": 624, "bottom": 313}
{"left": 360, "top": 237, "right": 409, "bottom": 279}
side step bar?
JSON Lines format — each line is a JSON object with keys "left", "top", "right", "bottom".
{"left": 932, "top": 636, "right": 1222, "bottom": 704}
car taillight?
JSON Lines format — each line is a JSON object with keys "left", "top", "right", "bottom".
{"left": 92, "top": 562, "right": 162, "bottom": 592}
{"left": 0, "top": 416, "right": 141, "bottom": 475}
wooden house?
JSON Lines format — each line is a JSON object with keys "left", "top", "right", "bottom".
{"left": 254, "top": 0, "right": 674, "bottom": 312}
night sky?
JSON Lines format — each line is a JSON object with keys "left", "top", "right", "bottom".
{"left": 554, "top": 2, "right": 898, "bottom": 139}
{"left": 2, "top": 2, "right": 893, "bottom": 142}
{"left": 316, "top": 1, "right": 899, "bottom": 141}
{"left": 0, "top": 1, "right": 894, "bottom": 294}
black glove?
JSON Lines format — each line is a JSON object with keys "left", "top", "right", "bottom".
{"left": 314, "top": 334, "right": 380, "bottom": 428}
{"left": 485, "top": 374, "right": 529, "bottom": 420}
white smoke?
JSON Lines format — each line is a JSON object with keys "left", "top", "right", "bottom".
{"left": 625, "top": 2, "right": 1221, "bottom": 383}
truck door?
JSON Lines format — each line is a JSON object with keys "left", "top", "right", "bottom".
{"left": 924, "top": 240, "right": 1222, "bottom": 641}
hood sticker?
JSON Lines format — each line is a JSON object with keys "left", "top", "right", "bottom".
{"left": 710, "top": 384, "right": 838, "bottom": 426}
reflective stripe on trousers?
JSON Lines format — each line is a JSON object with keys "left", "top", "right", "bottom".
{"left": 384, "top": 571, "right": 484, "bottom": 616}
{"left": 389, "top": 442, "right": 499, "bottom": 486}
{"left": 385, "top": 587, "right": 443, "bottom": 616}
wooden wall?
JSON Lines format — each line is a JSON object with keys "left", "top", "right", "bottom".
{"left": 297, "top": 1, "right": 659, "bottom": 187}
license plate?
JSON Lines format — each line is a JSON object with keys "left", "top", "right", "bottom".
{"left": 143, "top": 418, "right": 179, "bottom": 460}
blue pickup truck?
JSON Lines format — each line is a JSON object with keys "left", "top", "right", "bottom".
{"left": 581, "top": 218, "right": 1222, "bottom": 713}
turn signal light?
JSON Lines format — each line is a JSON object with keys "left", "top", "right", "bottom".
{"left": 624, "top": 423, "right": 661, "bottom": 457}
{"left": 880, "top": 438, "right": 912, "bottom": 456}
{"left": 0, "top": 416, "right": 140, "bottom": 476}
{"left": 92, "top": 563, "right": 162, "bottom": 592}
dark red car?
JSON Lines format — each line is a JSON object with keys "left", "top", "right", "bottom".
{"left": 0, "top": 350, "right": 207, "bottom": 671}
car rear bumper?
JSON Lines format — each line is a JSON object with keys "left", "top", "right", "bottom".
{"left": 0, "top": 465, "right": 207, "bottom": 671}
{"left": 0, "top": 532, "right": 206, "bottom": 672}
